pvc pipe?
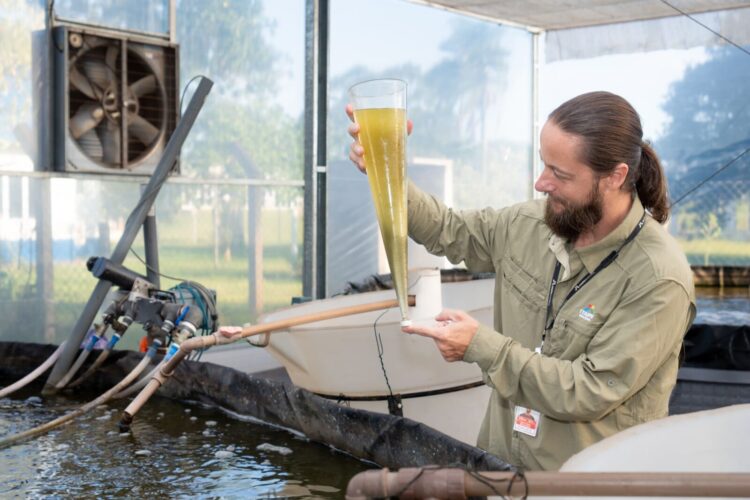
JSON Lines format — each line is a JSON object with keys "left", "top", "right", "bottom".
{"left": 112, "top": 360, "right": 164, "bottom": 400}
{"left": 119, "top": 295, "right": 416, "bottom": 428}
{"left": 0, "top": 342, "right": 160, "bottom": 450}
{"left": 345, "top": 468, "right": 750, "bottom": 499}
{"left": 0, "top": 342, "right": 66, "bottom": 399}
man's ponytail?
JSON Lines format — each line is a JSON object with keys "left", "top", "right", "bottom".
{"left": 636, "top": 142, "right": 669, "bottom": 223}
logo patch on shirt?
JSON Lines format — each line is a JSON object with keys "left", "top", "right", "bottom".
{"left": 578, "top": 304, "right": 595, "bottom": 322}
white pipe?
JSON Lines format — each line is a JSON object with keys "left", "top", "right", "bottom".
{"left": 0, "top": 342, "right": 66, "bottom": 399}
{"left": 112, "top": 360, "right": 164, "bottom": 400}
{"left": 54, "top": 334, "right": 101, "bottom": 389}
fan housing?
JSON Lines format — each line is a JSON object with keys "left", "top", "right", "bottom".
{"left": 53, "top": 25, "right": 179, "bottom": 175}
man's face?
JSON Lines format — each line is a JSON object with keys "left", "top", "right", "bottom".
{"left": 544, "top": 177, "right": 603, "bottom": 241}
{"left": 536, "top": 121, "right": 604, "bottom": 241}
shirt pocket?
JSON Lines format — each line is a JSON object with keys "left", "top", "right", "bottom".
{"left": 500, "top": 257, "right": 545, "bottom": 313}
{"left": 544, "top": 313, "right": 603, "bottom": 361}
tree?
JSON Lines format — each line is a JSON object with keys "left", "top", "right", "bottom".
{"left": 656, "top": 45, "right": 750, "bottom": 239}
{"left": 0, "top": 0, "right": 43, "bottom": 150}
{"left": 419, "top": 20, "right": 509, "bottom": 174}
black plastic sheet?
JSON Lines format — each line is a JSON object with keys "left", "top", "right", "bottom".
{"left": 0, "top": 341, "right": 510, "bottom": 471}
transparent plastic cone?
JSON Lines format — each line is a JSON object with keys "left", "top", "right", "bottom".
{"left": 349, "top": 79, "right": 410, "bottom": 325}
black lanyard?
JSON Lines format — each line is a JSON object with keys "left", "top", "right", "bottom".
{"left": 541, "top": 212, "right": 647, "bottom": 349}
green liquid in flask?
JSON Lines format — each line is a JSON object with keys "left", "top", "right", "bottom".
{"left": 354, "top": 107, "right": 409, "bottom": 322}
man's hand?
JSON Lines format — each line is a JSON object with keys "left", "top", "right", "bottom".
{"left": 401, "top": 309, "right": 479, "bottom": 362}
{"left": 218, "top": 325, "right": 243, "bottom": 340}
{"left": 346, "top": 104, "right": 413, "bottom": 174}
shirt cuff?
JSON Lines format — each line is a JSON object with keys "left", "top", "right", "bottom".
{"left": 463, "top": 323, "right": 509, "bottom": 370}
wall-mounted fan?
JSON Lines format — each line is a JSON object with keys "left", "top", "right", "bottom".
{"left": 53, "top": 25, "right": 178, "bottom": 175}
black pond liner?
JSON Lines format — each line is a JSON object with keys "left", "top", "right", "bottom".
{"left": 0, "top": 341, "right": 511, "bottom": 472}
{"left": 670, "top": 323, "right": 750, "bottom": 415}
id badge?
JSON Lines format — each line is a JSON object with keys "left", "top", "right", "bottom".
{"left": 513, "top": 406, "right": 541, "bottom": 437}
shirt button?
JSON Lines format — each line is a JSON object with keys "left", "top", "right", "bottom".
{"left": 607, "top": 379, "right": 615, "bottom": 387}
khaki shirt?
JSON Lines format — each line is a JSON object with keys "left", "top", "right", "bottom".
{"left": 408, "top": 182, "right": 696, "bottom": 470}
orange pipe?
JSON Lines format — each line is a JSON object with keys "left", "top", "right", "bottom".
{"left": 346, "top": 468, "right": 750, "bottom": 499}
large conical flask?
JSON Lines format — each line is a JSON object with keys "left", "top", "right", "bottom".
{"left": 349, "top": 79, "right": 410, "bottom": 325}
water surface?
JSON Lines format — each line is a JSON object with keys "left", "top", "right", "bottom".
{"left": 0, "top": 385, "right": 371, "bottom": 498}
{"left": 695, "top": 287, "right": 750, "bottom": 326}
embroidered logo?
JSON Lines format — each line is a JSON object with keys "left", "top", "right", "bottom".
{"left": 578, "top": 304, "right": 595, "bottom": 322}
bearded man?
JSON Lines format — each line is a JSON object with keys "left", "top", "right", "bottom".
{"left": 347, "top": 91, "right": 695, "bottom": 470}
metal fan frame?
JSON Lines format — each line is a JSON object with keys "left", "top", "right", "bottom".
{"left": 52, "top": 24, "right": 179, "bottom": 176}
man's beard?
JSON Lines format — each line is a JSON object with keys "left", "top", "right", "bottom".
{"left": 544, "top": 181, "right": 603, "bottom": 241}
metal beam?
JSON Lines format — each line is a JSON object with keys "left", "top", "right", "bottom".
{"left": 531, "top": 30, "right": 542, "bottom": 200}
{"left": 142, "top": 185, "right": 160, "bottom": 288}
{"left": 303, "top": 0, "right": 329, "bottom": 299}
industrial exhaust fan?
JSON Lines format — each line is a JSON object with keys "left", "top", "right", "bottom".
{"left": 53, "top": 25, "right": 178, "bottom": 175}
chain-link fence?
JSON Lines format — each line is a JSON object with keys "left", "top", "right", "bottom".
{"left": 0, "top": 175, "right": 304, "bottom": 346}
{"left": 669, "top": 177, "right": 750, "bottom": 267}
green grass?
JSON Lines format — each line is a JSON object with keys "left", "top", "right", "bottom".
{"left": 0, "top": 205, "right": 306, "bottom": 343}
{"left": 678, "top": 239, "right": 750, "bottom": 266}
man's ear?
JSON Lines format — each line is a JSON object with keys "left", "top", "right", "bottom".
{"left": 604, "top": 162, "right": 629, "bottom": 192}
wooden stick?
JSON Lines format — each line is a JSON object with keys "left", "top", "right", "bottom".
{"left": 233, "top": 296, "right": 415, "bottom": 340}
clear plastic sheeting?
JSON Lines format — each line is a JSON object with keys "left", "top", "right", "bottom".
{"left": 52, "top": 0, "right": 170, "bottom": 36}
{"left": 412, "top": 0, "right": 749, "bottom": 31}
{"left": 545, "top": 7, "right": 750, "bottom": 62}
{"left": 0, "top": 341, "right": 512, "bottom": 471}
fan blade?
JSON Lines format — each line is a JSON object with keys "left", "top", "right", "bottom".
{"left": 70, "top": 103, "right": 105, "bottom": 139}
{"left": 82, "top": 58, "right": 115, "bottom": 90}
{"left": 127, "top": 112, "right": 160, "bottom": 146}
{"left": 70, "top": 67, "right": 99, "bottom": 99}
{"left": 78, "top": 128, "right": 103, "bottom": 160}
{"left": 100, "top": 121, "right": 121, "bottom": 165}
{"left": 105, "top": 44, "right": 119, "bottom": 72}
{"left": 130, "top": 75, "right": 157, "bottom": 98}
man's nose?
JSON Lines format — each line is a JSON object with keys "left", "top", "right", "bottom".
{"left": 534, "top": 170, "right": 553, "bottom": 194}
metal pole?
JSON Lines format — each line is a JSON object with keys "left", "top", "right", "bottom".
{"left": 43, "top": 77, "right": 213, "bottom": 393}
{"left": 303, "top": 0, "right": 329, "bottom": 300}
{"left": 34, "top": 179, "right": 55, "bottom": 342}
{"left": 315, "top": 0, "right": 329, "bottom": 299}
{"left": 142, "top": 185, "right": 160, "bottom": 288}
{"left": 530, "top": 29, "right": 542, "bottom": 200}
{"left": 168, "top": 0, "right": 177, "bottom": 44}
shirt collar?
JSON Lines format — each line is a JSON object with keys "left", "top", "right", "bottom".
{"left": 575, "top": 196, "right": 646, "bottom": 273}
{"left": 548, "top": 234, "right": 585, "bottom": 282}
